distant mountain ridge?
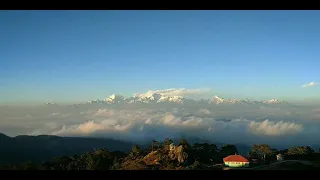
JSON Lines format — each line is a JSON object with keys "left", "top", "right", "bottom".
{"left": 0, "top": 133, "right": 134, "bottom": 165}
{"left": 83, "top": 93, "right": 288, "bottom": 105}
{"left": 42, "top": 88, "right": 289, "bottom": 106}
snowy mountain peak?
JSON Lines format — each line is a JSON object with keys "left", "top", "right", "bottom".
{"left": 210, "top": 96, "right": 239, "bottom": 104}
{"left": 84, "top": 89, "right": 289, "bottom": 105}
{"left": 104, "top": 94, "right": 124, "bottom": 104}
{"left": 87, "top": 99, "right": 103, "bottom": 104}
{"left": 45, "top": 102, "right": 56, "bottom": 105}
{"left": 133, "top": 92, "right": 162, "bottom": 103}
{"left": 263, "top": 99, "right": 284, "bottom": 104}
{"left": 157, "top": 96, "right": 186, "bottom": 104}
{"left": 212, "top": 95, "right": 223, "bottom": 99}
{"left": 211, "top": 95, "right": 225, "bottom": 104}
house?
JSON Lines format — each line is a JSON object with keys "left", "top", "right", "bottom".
{"left": 276, "top": 154, "right": 283, "bottom": 161}
{"left": 223, "top": 155, "right": 250, "bottom": 168}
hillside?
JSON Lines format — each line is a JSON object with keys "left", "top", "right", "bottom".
{"left": 0, "top": 138, "right": 228, "bottom": 170}
{"left": 0, "top": 133, "right": 133, "bottom": 164}
{"left": 1, "top": 133, "right": 320, "bottom": 170}
{"left": 0, "top": 133, "right": 252, "bottom": 165}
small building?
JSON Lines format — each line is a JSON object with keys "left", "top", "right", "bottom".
{"left": 223, "top": 155, "right": 250, "bottom": 168}
{"left": 276, "top": 154, "right": 283, "bottom": 161}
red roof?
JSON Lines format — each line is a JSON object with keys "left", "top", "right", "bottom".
{"left": 223, "top": 155, "right": 249, "bottom": 162}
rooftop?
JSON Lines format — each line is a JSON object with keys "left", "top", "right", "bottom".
{"left": 223, "top": 155, "right": 249, "bottom": 162}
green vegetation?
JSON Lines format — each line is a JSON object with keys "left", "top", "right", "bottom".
{"left": 1, "top": 136, "right": 320, "bottom": 170}
{"left": 0, "top": 138, "right": 227, "bottom": 170}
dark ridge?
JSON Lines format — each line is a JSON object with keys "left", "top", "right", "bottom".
{"left": 0, "top": 133, "right": 134, "bottom": 165}
{"left": 0, "top": 133, "right": 10, "bottom": 138}
{"left": 1, "top": 136, "right": 320, "bottom": 170}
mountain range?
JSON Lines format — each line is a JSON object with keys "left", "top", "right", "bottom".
{"left": 84, "top": 92, "right": 288, "bottom": 105}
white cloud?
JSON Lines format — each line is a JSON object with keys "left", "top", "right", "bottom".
{"left": 47, "top": 108, "right": 304, "bottom": 143}
{"left": 1, "top": 100, "right": 320, "bottom": 146}
{"left": 302, "top": 82, "right": 318, "bottom": 88}
{"left": 248, "top": 120, "right": 303, "bottom": 136}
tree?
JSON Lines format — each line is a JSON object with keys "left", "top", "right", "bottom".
{"left": 120, "top": 159, "right": 149, "bottom": 170}
{"left": 252, "top": 144, "right": 272, "bottom": 155}
{"left": 193, "top": 143, "right": 218, "bottom": 153}
{"left": 271, "top": 148, "right": 278, "bottom": 155}
{"left": 19, "top": 161, "right": 39, "bottom": 170}
{"left": 279, "top": 149, "right": 288, "bottom": 155}
{"left": 164, "top": 138, "right": 173, "bottom": 146}
{"left": 163, "top": 138, "right": 174, "bottom": 152}
{"left": 178, "top": 138, "right": 191, "bottom": 149}
{"left": 251, "top": 144, "right": 273, "bottom": 160}
{"left": 128, "top": 145, "right": 144, "bottom": 159}
{"left": 132, "top": 145, "right": 143, "bottom": 154}
{"left": 192, "top": 143, "right": 219, "bottom": 163}
{"left": 147, "top": 140, "right": 161, "bottom": 152}
{"left": 187, "top": 160, "right": 201, "bottom": 170}
{"left": 220, "top": 144, "right": 238, "bottom": 157}
{"left": 91, "top": 148, "right": 114, "bottom": 170}
{"left": 288, "top": 146, "right": 314, "bottom": 156}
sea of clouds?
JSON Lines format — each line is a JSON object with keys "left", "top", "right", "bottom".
{"left": 1, "top": 88, "right": 320, "bottom": 148}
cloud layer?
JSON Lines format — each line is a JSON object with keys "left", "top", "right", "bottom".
{"left": 1, "top": 88, "right": 320, "bottom": 149}
{"left": 302, "top": 82, "right": 319, "bottom": 88}
{"left": 1, "top": 102, "right": 320, "bottom": 148}
{"left": 248, "top": 120, "right": 302, "bottom": 136}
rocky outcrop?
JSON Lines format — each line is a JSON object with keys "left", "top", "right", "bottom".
{"left": 143, "top": 151, "right": 161, "bottom": 165}
{"left": 169, "top": 144, "right": 188, "bottom": 165}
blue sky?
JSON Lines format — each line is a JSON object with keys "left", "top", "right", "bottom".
{"left": 1, "top": 10, "right": 320, "bottom": 104}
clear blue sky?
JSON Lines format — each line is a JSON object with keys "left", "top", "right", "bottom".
{"left": 1, "top": 10, "right": 320, "bottom": 104}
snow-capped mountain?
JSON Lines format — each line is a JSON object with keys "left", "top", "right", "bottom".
{"left": 210, "top": 95, "right": 225, "bottom": 104}
{"left": 208, "top": 96, "right": 287, "bottom": 105}
{"left": 45, "top": 102, "right": 57, "bottom": 105}
{"left": 85, "top": 90, "right": 288, "bottom": 105}
{"left": 263, "top": 98, "right": 287, "bottom": 104}
{"left": 104, "top": 94, "right": 125, "bottom": 104}
{"left": 209, "top": 96, "right": 239, "bottom": 104}
{"left": 133, "top": 91, "right": 162, "bottom": 103}
{"left": 87, "top": 99, "right": 104, "bottom": 104}
{"left": 157, "top": 96, "right": 186, "bottom": 104}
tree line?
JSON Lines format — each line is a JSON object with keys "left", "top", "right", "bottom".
{"left": 1, "top": 138, "right": 319, "bottom": 170}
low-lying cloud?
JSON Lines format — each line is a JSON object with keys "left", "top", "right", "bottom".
{"left": 248, "top": 120, "right": 303, "bottom": 136}
{"left": 1, "top": 102, "right": 320, "bottom": 148}
{"left": 1, "top": 87, "right": 320, "bottom": 148}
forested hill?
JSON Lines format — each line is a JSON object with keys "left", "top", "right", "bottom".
{"left": 0, "top": 133, "right": 252, "bottom": 165}
{"left": 0, "top": 133, "right": 134, "bottom": 165}
{"left": 1, "top": 134, "right": 320, "bottom": 170}
{"left": 2, "top": 133, "right": 320, "bottom": 170}
{"left": 0, "top": 138, "right": 247, "bottom": 170}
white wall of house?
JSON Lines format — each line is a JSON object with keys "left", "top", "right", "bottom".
{"left": 224, "top": 161, "right": 249, "bottom": 168}
{"left": 276, "top": 154, "right": 283, "bottom": 161}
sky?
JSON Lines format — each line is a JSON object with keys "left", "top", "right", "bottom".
{"left": 1, "top": 10, "right": 320, "bottom": 105}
